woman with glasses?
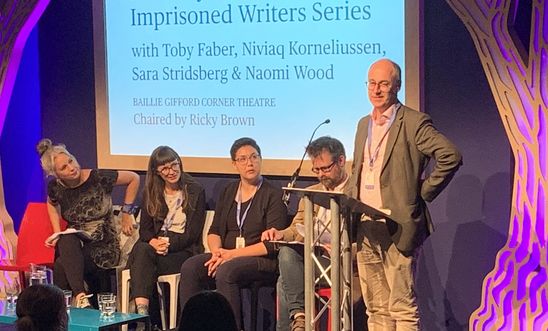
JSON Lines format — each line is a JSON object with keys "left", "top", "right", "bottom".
{"left": 127, "top": 146, "right": 206, "bottom": 318}
{"left": 37, "top": 138, "right": 139, "bottom": 308}
{"left": 179, "top": 137, "right": 288, "bottom": 330}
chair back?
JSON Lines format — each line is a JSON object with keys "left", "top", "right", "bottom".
{"left": 16, "top": 202, "right": 64, "bottom": 266}
{"left": 203, "top": 210, "right": 215, "bottom": 252}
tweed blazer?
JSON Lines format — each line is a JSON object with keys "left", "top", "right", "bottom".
{"left": 346, "top": 105, "right": 462, "bottom": 254}
{"left": 281, "top": 182, "right": 324, "bottom": 242}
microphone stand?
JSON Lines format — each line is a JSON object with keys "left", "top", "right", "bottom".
{"left": 282, "top": 119, "right": 330, "bottom": 205}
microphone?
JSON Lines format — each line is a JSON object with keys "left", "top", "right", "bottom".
{"left": 282, "top": 119, "right": 331, "bottom": 205}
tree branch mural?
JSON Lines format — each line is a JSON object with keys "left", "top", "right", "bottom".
{"left": 445, "top": 0, "right": 547, "bottom": 329}
{"left": 0, "top": 0, "right": 50, "bottom": 286}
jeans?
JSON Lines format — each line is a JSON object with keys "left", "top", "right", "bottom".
{"left": 357, "top": 220, "right": 420, "bottom": 331}
{"left": 277, "top": 245, "right": 330, "bottom": 328}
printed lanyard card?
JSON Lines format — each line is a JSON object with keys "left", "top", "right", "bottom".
{"left": 364, "top": 170, "right": 375, "bottom": 190}
{"left": 236, "top": 236, "right": 246, "bottom": 249}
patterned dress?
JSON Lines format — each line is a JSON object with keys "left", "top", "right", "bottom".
{"left": 48, "top": 169, "right": 120, "bottom": 269}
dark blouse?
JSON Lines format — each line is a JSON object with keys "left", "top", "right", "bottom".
{"left": 223, "top": 199, "right": 251, "bottom": 249}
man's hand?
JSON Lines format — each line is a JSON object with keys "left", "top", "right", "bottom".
{"left": 321, "top": 243, "right": 332, "bottom": 256}
{"left": 261, "top": 227, "right": 283, "bottom": 241}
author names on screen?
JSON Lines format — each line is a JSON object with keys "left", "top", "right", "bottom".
{"left": 132, "top": 40, "right": 385, "bottom": 60}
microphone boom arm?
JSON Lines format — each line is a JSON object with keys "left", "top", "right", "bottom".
{"left": 282, "top": 119, "right": 330, "bottom": 205}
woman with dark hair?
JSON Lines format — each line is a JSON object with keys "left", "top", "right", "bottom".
{"left": 178, "top": 291, "right": 238, "bottom": 331}
{"left": 16, "top": 284, "right": 68, "bottom": 331}
{"left": 128, "top": 146, "right": 206, "bottom": 316}
{"left": 179, "top": 137, "right": 288, "bottom": 330}
{"left": 37, "top": 138, "right": 140, "bottom": 308}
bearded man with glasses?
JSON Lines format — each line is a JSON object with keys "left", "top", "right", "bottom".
{"left": 262, "top": 136, "right": 349, "bottom": 331}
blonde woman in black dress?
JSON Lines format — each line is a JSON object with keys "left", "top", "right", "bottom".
{"left": 37, "top": 138, "right": 139, "bottom": 308}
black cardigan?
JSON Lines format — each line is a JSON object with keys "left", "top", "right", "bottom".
{"left": 138, "top": 173, "right": 206, "bottom": 255}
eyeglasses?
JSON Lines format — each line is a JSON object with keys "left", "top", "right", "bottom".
{"left": 366, "top": 80, "right": 392, "bottom": 92}
{"left": 157, "top": 161, "right": 180, "bottom": 175}
{"left": 311, "top": 160, "right": 337, "bottom": 174}
{"left": 234, "top": 153, "right": 261, "bottom": 164}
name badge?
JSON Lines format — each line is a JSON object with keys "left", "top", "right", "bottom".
{"left": 364, "top": 171, "right": 375, "bottom": 190}
{"left": 236, "top": 236, "right": 246, "bottom": 249}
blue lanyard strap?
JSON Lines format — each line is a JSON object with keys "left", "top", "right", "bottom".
{"left": 367, "top": 104, "right": 399, "bottom": 168}
{"left": 236, "top": 177, "right": 263, "bottom": 236}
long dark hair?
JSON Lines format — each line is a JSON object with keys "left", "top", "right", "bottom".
{"left": 16, "top": 284, "right": 68, "bottom": 331}
{"left": 144, "top": 146, "right": 189, "bottom": 218}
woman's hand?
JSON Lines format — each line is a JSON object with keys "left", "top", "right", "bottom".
{"left": 204, "top": 251, "right": 223, "bottom": 277}
{"left": 45, "top": 238, "right": 58, "bottom": 248}
{"left": 218, "top": 248, "right": 237, "bottom": 262}
{"left": 121, "top": 213, "right": 134, "bottom": 236}
{"left": 204, "top": 248, "right": 239, "bottom": 277}
{"left": 149, "top": 238, "right": 169, "bottom": 255}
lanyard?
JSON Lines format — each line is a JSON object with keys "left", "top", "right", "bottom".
{"left": 236, "top": 177, "right": 263, "bottom": 236}
{"left": 161, "top": 193, "right": 183, "bottom": 234}
{"left": 367, "top": 104, "right": 399, "bottom": 169}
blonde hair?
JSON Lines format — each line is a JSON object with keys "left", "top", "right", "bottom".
{"left": 36, "top": 138, "right": 78, "bottom": 177}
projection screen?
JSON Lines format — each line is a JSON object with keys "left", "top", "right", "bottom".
{"left": 93, "top": 0, "right": 422, "bottom": 175}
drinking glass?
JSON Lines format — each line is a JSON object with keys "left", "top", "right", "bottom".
{"left": 63, "top": 290, "right": 72, "bottom": 312}
{"left": 29, "top": 264, "right": 52, "bottom": 285}
{"left": 98, "top": 292, "right": 116, "bottom": 317}
{"left": 5, "top": 282, "right": 20, "bottom": 308}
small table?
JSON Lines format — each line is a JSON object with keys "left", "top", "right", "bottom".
{"left": 0, "top": 301, "right": 150, "bottom": 330}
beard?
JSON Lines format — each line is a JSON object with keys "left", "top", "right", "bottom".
{"left": 320, "top": 176, "right": 338, "bottom": 190}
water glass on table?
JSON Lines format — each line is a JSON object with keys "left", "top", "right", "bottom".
{"left": 29, "top": 264, "right": 52, "bottom": 286}
{"left": 4, "top": 282, "right": 20, "bottom": 308}
{"left": 63, "top": 290, "right": 72, "bottom": 312}
{"left": 98, "top": 292, "right": 116, "bottom": 317}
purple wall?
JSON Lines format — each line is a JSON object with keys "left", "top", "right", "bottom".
{"left": 0, "top": 28, "right": 44, "bottom": 232}
{"left": 2, "top": 0, "right": 512, "bottom": 329}
{"left": 417, "top": 2, "right": 511, "bottom": 329}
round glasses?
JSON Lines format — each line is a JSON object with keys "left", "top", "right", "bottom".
{"left": 157, "top": 161, "right": 180, "bottom": 175}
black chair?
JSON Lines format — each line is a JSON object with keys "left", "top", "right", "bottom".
{"left": 241, "top": 278, "right": 277, "bottom": 331}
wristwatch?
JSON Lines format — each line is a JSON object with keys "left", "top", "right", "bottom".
{"left": 121, "top": 203, "right": 138, "bottom": 215}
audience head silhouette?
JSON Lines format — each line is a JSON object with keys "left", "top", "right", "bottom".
{"left": 178, "top": 291, "right": 238, "bottom": 331}
{"left": 16, "top": 284, "right": 68, "bottom": 331}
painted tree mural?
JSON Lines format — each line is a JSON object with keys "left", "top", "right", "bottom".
{"left": 446, "top": 0, "right": 547, "bottom": 329}
{"left": 0, "top": 0, "right": 50, "bottom": 286}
